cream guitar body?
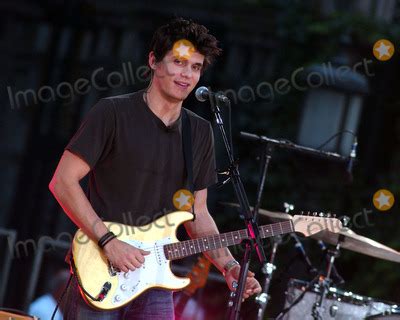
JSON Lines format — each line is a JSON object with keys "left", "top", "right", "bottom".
{"left": 72, "top": 211, "right": 193, "bottom": 310}
{"left": 72, "top": 210, "right": 341, "bottom": 310}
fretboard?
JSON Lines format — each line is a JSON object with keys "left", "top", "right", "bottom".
{"left": 163, "top": 220, "right": 294, "bottom": 260}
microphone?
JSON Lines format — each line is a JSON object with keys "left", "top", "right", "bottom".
{"left": 291, "top": 234, "right": 317, "bottom": 273}
{"left": 195, "top": 86, "right": 229, "bottom": 103}
{"left": 346, "top": 137, "right": 358, "bottom": 182}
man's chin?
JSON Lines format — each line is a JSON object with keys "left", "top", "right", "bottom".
{"left": 171, "top": 91, "right": 190, "bottom": 102}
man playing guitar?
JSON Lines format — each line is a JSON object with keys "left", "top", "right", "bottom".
{"left": 49, "top": 17, "right": 261, "bottom": 319}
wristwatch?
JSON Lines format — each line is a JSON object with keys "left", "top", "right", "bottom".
{"left": 223, "top": 260, "right": 239, "bottom": 277}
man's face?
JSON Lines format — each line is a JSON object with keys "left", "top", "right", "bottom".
{"left": 150, "top": 49, "right": 204, "bottom": 102}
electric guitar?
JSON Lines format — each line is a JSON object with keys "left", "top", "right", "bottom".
{"left": 72, "top": 210, "right": 342, "bottom": 310}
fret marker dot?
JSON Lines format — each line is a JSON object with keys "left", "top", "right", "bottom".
{"left": 222, "top": 239, "right": 224, "bottom": 241}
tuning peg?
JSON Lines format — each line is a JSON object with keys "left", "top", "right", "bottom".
{"left": 333, "top": 214, "right": 336, "bottom": 218}
{"left": 312, "top": 212, "right": 317, "bottom": 216}
{"left": 327, "top": 212, "right": 331, "bottom": 218}
{"left": 284, "top": 202, "right": 295, "bottom": 213}
{"left": 319, "top": 212, "right": 324, "bottom": 217}
{"left": 300, "top": 211, "right": 304, "bottom": 215}
{"left": 341, "top": 216, "right": 350, "bottom": 227}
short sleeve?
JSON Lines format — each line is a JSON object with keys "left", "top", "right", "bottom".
{"left": 193, "top": 123, "right": 218, "bottom": 191}
{"left": 65, "top": 98, "right": 115, "bottom": 169}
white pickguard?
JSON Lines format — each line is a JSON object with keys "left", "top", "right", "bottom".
{"left": 110, "top": 237, "right": 188, "bottom": 306}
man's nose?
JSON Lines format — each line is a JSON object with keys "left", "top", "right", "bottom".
{"left": 180, "top": 65, "right": 192, "bottom": 78}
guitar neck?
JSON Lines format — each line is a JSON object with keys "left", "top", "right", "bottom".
{"left": 164, "top": 220, "right": 294, "bottom": 260}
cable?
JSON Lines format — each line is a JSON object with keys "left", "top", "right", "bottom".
{"left": 316, "top": 130, "right": 356, "bottom": 150}
{"left": 226, "top": 99, "right": 234, "bottom": 154}
{"left": 51, "top": 273, "right": 73, "bottom": 320}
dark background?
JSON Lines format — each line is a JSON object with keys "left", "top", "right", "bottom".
{"left": 1, "top": 0, "right": 399, "bottom": 318}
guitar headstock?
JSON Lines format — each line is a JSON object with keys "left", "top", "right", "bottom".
{"left": 292, "top": 212, "right": 343, "bottom": 237}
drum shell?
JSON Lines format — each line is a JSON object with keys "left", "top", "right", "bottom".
{"left": 282, "top": 280, "right": 396, "bottom": 320}
{"left": 283, "top": 284, "right": 370, "bottom": 320}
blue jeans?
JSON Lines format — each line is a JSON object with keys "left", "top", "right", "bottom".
{"left": 61, "top": 276, "right": 174, "bottom": 319}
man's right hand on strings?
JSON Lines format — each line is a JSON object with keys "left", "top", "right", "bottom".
{"left": 103, "top": 239, "right": 150, "bottom": 273}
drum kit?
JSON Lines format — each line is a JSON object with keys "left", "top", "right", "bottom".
{"left": 283, "top": 279, "right": 399, "bottom": 320}
{"left": 222, "top": 202, "right": 400, "bottom": 320}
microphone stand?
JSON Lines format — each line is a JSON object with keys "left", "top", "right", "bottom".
{"left": 208, "top": 96, "right": 268, "bottom": 320}
{"left": 311, "top": 241, "right": 342, "bottom": 320}
{"left": 238, "top": 131, "right": 348, "bottom": 320}
{"left": 252, "top": 142, "right": 279, "bottom": 320}
{"left": 240, "top": 132, "right": 347, "bottom": 163}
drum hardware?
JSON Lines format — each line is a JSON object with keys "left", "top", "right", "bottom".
{"left": 275, "top": 239, "right": 343, "bottom": 320}
{"left": 277, "top": 215, "right": 400, "bottom": 319}
{"left": 255, "top": 234, "right": 282, "bottom": 320}
{"left": 221, "top": 199, "right": 400, "bottom": 318}
{"left": 222, "top": 202, "right": 400, "bottom": 318}
{"left": 366, "top": 305, "right": 400, "bottom": 319}
{"left": 280, "top": 279, "right": 399, "bottom": 320}
{"left": 311, "top": 240, "right": 342, "bottom": 319}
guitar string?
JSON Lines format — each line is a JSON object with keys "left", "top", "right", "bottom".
{"left": 102, "top": 218, "right": 330, "bottom": 253}
{"left": 128, "top": 225, "right": 294, "bottom": 254}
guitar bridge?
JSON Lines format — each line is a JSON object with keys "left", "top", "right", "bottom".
{"left": 108, "top": 260, "right": 119, "bottom": 276}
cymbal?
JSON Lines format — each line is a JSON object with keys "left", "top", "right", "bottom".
{"left": 219, "top": 202, "right": 293, "bottom": 221}
{"left": 312, "top": 228, "right": 400, "bottom": 263}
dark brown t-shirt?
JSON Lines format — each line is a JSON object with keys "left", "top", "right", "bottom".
{"left": 66, "top": 90, "right": 217, "bottom": 225}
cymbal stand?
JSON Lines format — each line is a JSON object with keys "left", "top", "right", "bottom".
{"left": 311, "top": 240, "right": 342, "bottom": 320}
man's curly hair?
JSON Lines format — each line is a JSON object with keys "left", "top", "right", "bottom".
{"left": 149, "top": 17, "right": 222, "bottom": 70}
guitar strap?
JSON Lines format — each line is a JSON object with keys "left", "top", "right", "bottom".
{"left": 181, "top": 108, "right": 196, "bottom": 221}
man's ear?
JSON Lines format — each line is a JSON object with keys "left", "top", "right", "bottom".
{"left": 148, "top": 51, "right": 157, "bottom": 70}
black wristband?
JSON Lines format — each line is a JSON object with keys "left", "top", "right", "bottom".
{"left": 101, "top": 234, "right": 116, "bottom": 249}
{"left": 98, "top": 231, "right": 116, "bottom": 249}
